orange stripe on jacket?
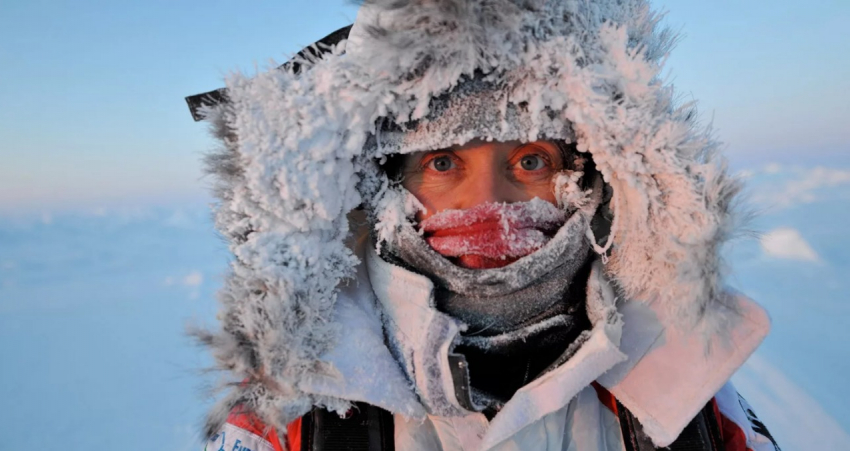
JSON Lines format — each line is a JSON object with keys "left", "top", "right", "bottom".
{"left": 225, "top": 407, "right": 286, "bottom": 451}
{"left": 286, "top": 418, "right": 302, "bottom": 451}
{"left": 591, "top": 382, "right": 619, "bottom": 415}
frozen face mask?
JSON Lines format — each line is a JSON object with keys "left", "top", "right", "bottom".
{"left": 420, "top": 200, "right": 567, "bottom": 269}
{"left": 378, "top": 171, "right": 604, "bottom": 330}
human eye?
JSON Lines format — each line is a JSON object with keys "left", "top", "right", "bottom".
{"left": 424, "top": 154, "right": 457, "bottom": 172}
{"left": 509, "top": 142, "right": 563, "bottom": 175}
{"left": 518, "top": 154, "right": 546, "bottom": 171}
{"left": 511, "top": 149, "right": 552, "bottom": 173}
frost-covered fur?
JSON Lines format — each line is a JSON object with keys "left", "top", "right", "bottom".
{"left": 198, "top": 0, "right": 744, "bottom": 437}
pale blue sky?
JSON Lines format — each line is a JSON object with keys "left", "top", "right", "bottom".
{"left": 1, "top": 0, "right": 848, "bottom": 212}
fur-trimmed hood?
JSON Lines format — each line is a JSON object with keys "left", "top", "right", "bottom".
{"left": 195, "top": 0, "right": 754, "bottom": 439}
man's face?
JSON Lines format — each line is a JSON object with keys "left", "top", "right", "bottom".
{"left": 400, "top": 139, "right": 567, "bottom": 269}
{"left": 400, "top": 139, "right": 564, "bottom": 221}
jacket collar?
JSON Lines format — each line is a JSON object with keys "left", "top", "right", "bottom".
{"left": 596, "top": 291, "right": 771, "bottom": 446}
{"left": 303, "top": 235, "right": 770, "bottom": 448}
{"left": 365, "top": 243, "right": 628, "bottom": 448}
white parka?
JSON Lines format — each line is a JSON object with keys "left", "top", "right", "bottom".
{"left": 203, "top": 230, "right": 775, "bottom": 450}
{"left": 194, "top": 0, "right": 777, "bottom": 449}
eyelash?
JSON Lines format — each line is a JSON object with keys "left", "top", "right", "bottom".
{"left": 420, "top": 153, "right": 459, "bottom": 173}
{"left": 510, "top": 149, "right": 552, "bottom": 171}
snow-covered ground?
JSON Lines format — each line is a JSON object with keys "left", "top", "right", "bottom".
{"left": 0, "top": 164, "right": 848, "bottom": 450}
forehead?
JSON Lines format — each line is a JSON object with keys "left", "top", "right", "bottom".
{"left": 433, "top": 139, "right": 563, "bottom": 157}
{"left": 451, "top": 139, "right": 524, "bottom": 152}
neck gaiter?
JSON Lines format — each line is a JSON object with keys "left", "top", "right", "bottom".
{"left": 381, "top": 175, "right": 603, "bottom": 405}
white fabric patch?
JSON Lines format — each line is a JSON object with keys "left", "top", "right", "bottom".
{"left": 204, "top": 423, "right": 275, "bottom": 451}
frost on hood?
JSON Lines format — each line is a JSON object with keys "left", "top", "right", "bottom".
{"left": 196, "top": 0, "right": 745, "bottom": 436}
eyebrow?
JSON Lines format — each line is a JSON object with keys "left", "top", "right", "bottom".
{"left": 513, "top": 142, "right": 562, "bottom": 156}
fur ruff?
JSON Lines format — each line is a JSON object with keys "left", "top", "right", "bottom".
{"left": 197, "top": 0, "right": 745, "bottom": 437}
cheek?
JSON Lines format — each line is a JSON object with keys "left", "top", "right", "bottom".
{"left": 412, "top": 192, "right": 437, "bottom": 222}
{"left": 401, "top": 176, "right": 448, "bottom": 221}
{"left": 520, "top": 178, "right": 559, "bottom": 206}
